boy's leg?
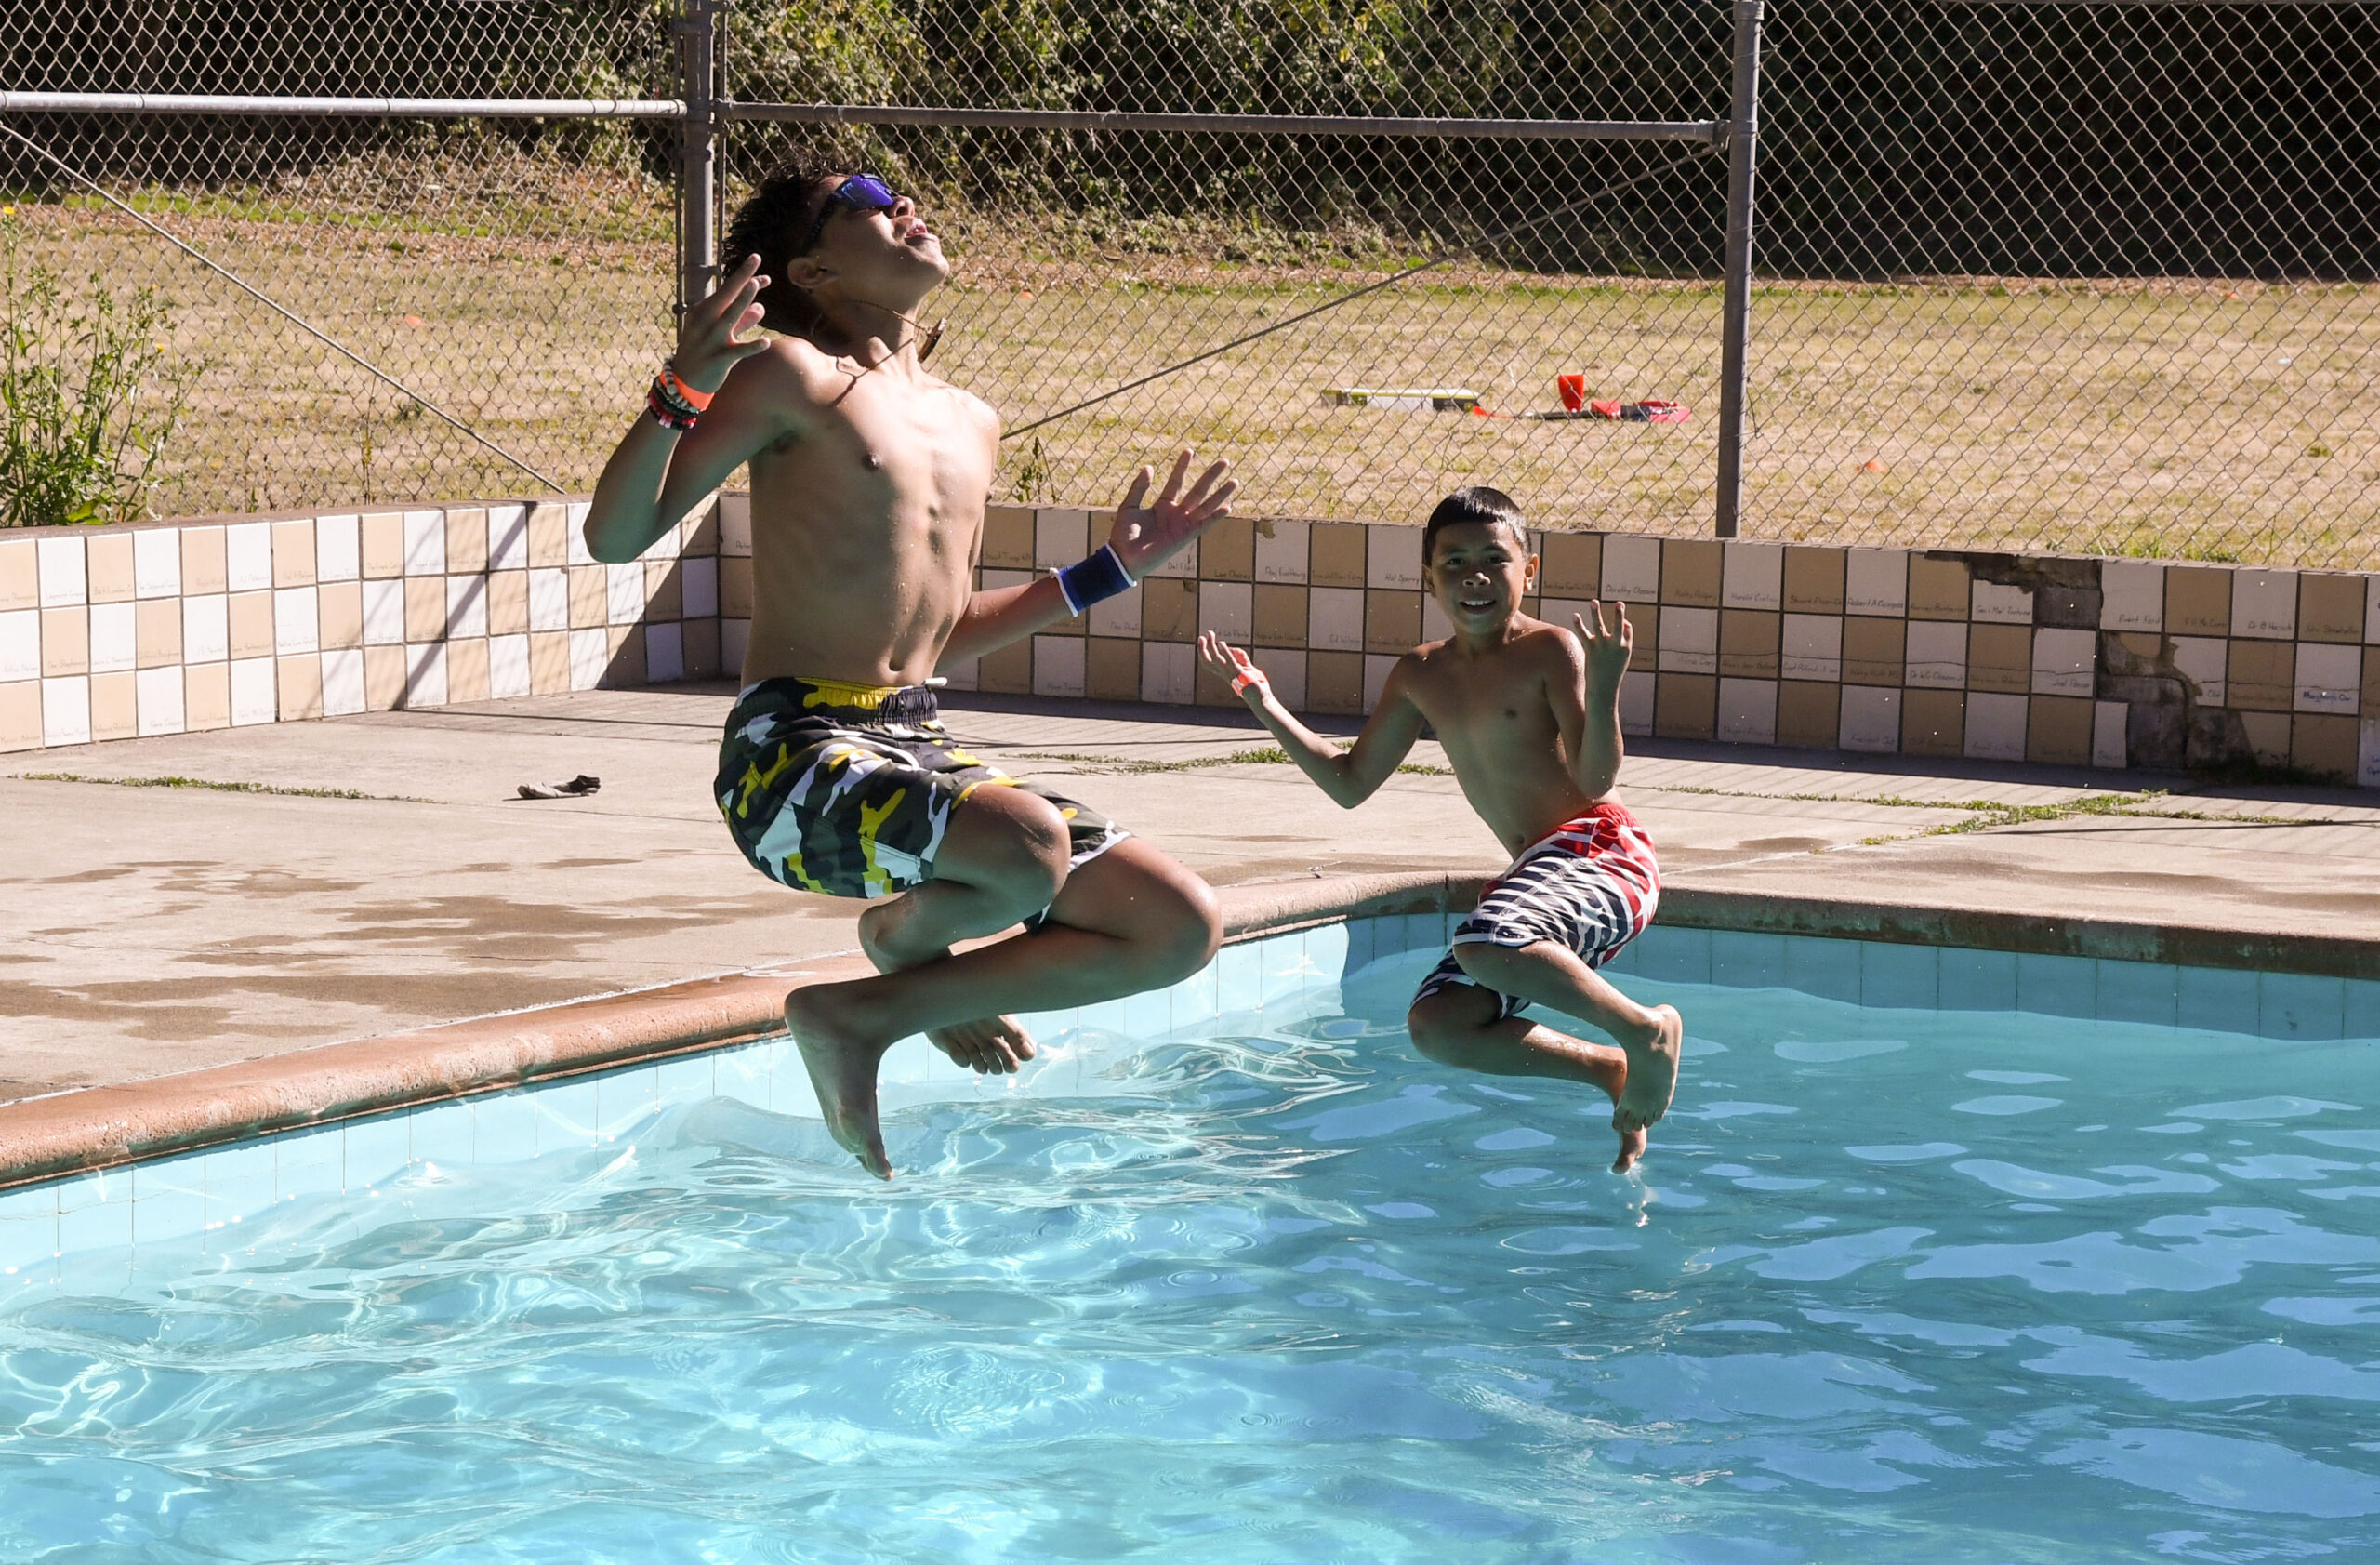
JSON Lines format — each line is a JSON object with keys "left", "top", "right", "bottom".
{"left": 788, "top": 834, "right": 1222, "bottom": 1177}
{"left": 1451, "top": 939, "right": 1683, "bottom": 1139}
{"left": 1406, "top": 979, "right": 1649, "bottom": 1174}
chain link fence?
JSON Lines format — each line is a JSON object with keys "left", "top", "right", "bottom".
{"left": 4, "top": 0, "right": 2374, "bottom": 564}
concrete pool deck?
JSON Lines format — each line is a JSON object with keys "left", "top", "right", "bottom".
{"left": 6, "top": 683, "right": 2378, "bottom": 1105}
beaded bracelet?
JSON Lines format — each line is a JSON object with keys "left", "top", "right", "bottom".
{"left": 646, "top": 362, "right": 714, "bottom": 431}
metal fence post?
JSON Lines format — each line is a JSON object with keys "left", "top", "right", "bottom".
{"left": 1713, "top": 0, "right": 1765, "bottom": 540}
{"left": 675, "top": 0, "right": 720, "bottom": 317}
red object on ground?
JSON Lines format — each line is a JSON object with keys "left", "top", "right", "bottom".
{"left": 1633, "top": 398, "right": 1689, "bottom": 423}
{"left": 1589, "top": 398, "right": 1624, "bottom": 418}
{"left": 1558, "top": 374, "right": 1587, "bottom": 411}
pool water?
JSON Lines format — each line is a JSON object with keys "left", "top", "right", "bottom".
{"left": 4, "top": 946, "right": 2378, "bottom": 1563}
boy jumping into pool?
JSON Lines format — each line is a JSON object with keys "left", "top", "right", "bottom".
{"left": 1197, "top": 486, "right": 1683, "bottom": 1172}
{"left": 586, "top": 154, "right": 1236, "bottom": 1178}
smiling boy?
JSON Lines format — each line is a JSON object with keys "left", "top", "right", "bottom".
{"left": 1197, "top": 486, "right": 1683, "bottom": 1172}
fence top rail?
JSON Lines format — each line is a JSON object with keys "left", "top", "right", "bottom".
{"left": 0, "top": 93, "right": 687, "bottom": 118}
{"left": 723, "top": 103, "right": 1728, "bottom": 142}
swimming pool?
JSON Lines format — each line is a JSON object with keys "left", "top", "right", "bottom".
{"left": 3, "top": 919, "right": 2376, "bottom": 1562}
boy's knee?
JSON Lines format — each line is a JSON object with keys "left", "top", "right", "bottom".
{"left": 954, "top": 792, "right": 1070, "bottom": 905}
{"left": 1144, "top": 869, "right": 1223, "bottom": 982}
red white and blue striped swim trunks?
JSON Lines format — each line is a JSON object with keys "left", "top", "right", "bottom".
{"left": 1412, "top": 800, "right": 1662, "bottom": 1020}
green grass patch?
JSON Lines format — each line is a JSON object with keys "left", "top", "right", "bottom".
{"left": 16, "top": 771, "right": 428, "bottom": 802}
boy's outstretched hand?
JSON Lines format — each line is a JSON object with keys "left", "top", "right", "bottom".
{"left": 1572, "top": 600, "right": 1634, "bottom": 689}
{"left": 1108, "top": 450, "right": 1237, "bottom": 580}
{"left": 1197, "top": 631, "right": 1270, "bottom": 704}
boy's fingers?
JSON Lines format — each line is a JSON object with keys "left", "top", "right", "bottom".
{"left": 1156, "top": 449, "right": 1191, "bottom": 509}
{"left": 1119, "top": 466, "right": 1153, "bottom": 513}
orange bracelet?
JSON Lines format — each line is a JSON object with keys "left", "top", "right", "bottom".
{"left": 658, "top": 362, "right": 715, "bottom": 413}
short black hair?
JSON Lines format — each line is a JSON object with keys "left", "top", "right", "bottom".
{"left": 1422, "top": 485, "right": 1528, "bottom": 564}
{"left": 721, "top": 153, "right": 842, "bottom": 341}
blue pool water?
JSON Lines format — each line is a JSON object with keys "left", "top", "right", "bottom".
{"left": 3, "top": 938, "right": 2377, "bottom": 1562}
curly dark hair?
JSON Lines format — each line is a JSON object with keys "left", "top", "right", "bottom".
{"left": 721, "top": 153, "right": 841, "bottom": 342}
{"left": 1422, "top": 485, "right": 1528, "bottom": 564}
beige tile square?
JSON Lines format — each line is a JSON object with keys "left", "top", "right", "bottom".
{"left": 229, "top": 592, "right": 276, "bottom": 661}
{"left": 183, "top": 663, "right": 230, "bottom": 732}
{"left": 89, "top": 670, "right": 137, "bottom": 740}
{"left": 41, "top": 606, "right": 88, "bottom": 676}
{"left": 1253, "top": 584, "right": 1307, "bottom": 647}
{"left": 2227, "top": 639, "right": 2294, "bottom": 711}
{"left": 2293, "top": 713, "right": 2359, "bottom": 780}
{"left": 1718, "top": 609, "right": 1779, "bottom": 679}
{"left": 362, "top": 643, "right": 406, "bottom": 709}
{"left": 527, "top": 632, "right": 570, "bottom": 696}
{"left": 1907, "top": 554, "right": 1969, "bottom": 621}
{"left": 2165, "top": 566, "right": 2231, "bottom": 637}
{"left": 178, "top": 525, "right": 227, "bottom": 596}
{"left": 527, "top": 503, "right": 571, "bottom": 569}
{"left": 0, "top": 679, "right": 42, "bottom": 751}
{"left": 1539, "top": 532, "right": 1600, "bottom": 597}
{"left": 1966, "top": 623, "right": 2032, "bottom": 694}
{"left": 682, "top": 617, "right": 721, "bottom": 680}
{"left": 978, "top": 640, "right": 1031, "bottom": 695}
{"left": 444, "top": 509, "right": 489, "bottom": 576}
{"left": 644, "top": 559, "right": 682, "bottom": 622}
{"left": 2298, "top": 573, "right": 2366, "bottom": 643}
{"left": 275, "top": 655, "right": 323, "bottom": 721}
{"left": 317, "top": 581, "right": 363, "bottom": 651}
{"left": 1307, "top": 649, "right": 1365, "bottom": 714}
{"left": 719, "top": 558, "right": 754, "bottom": 620}
{"left": 84, "top": 532, "right": 134, "bottom": 603}
{"left": 1087, "top": 636, "right": 1141, "bottom": 700}
{"left": 135, "top": 598, "right": 180, "bottom": 669}
{"left": 679, "top": 502, "right": 720, "bottom": 558}
{"left": 1781, "top": 547, "right": 1846, "bottom": 614}
{"left": 1841, "top": 616, "right": 1904, "bottom": 686}
{"left": 1364, "top": 590, "right": 1421, "bottom": 654}
{"left": 981, "top": 504, "right": 1035, "bottom": 569}
{"left": 2367, "top": 647, "right": 2380, "bottom": 716}
{"left": 567, "top": 565, "right": 608, "bottom": 630}
{"left": 1139, "top": 577, "right": 1199, "bottom": 643}
{"left": 2240, "top": 710, "right": 2291, "bottom": 764}
{"left": 445, "top": 637, "right": 490, "bottom": 704}
{"left": 361, "top": 512, "right": 405, "bottom": 578}
{"left": 1659, "top": 540, "right": 1722, "bottom": 607}
{"left": 487, "top": 571, "right": 529, "bottom": 636}
{"left": 1654, "top": 672, "right": 1717, "bottom": 740}
{"left": 2027, "top": 695, "right": 2093, "bottom": 765}
{"left": 403, "top": 577, "right": 447, "bottom": 643}
{"left": 269, "top": 520, "right": 314, "bottom": 587}
{"left": 1776, "top": 680, "right": 1838, "bottom": 749}
{"left": 1901, "top": 687, "right": 1965, "bottom": 758}
{"left": 1200, "top": 516, "right": 1255, "bottom": 582}
{"left": 0, "top": 539, "right": 36, "bottom": 613}
{"left": 1309, "top": 524, "right": 1367, "bottom": 588}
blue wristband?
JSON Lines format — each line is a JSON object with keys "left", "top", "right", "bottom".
{"left": 1053, "top": 543, "right": 1134, "bottom": 616}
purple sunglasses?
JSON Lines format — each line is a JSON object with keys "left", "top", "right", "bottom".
{"left": 796, "top": 172, "right": 902, "bottom": 256}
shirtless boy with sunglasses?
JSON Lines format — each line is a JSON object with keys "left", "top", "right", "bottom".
{"left": 587, "top": 156, "right": 1237, "bottom": 1178}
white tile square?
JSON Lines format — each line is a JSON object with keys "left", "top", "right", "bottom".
{"left": 1964, "top": 691, "right": 2029, "bottom": 761}
{"left": 446, "top": 576, "right": 487, "bottom": 641}
{"left": 1309, "top": 587, "right": 1364, "bottom": 652}
{"left": 1721, "top": 541, "right": 1782, "bottom": 609}
{"left": 405, "top": 643, "right": 450, "bottom": 707}
{"left": 0, "top": 609, "right": 36, "bottom": 683}
{"left": 1717, "top": 677, "right": 1778, "bottom": 744}
{"left": 41, "top": 674, "right": 89, "bottom": 745}
{"left": 1618, "top": 669, "right": 1655, "bottom": 736}
{"left": 487, "top": 504, "right": 530, "bottom": 571}
{"left": 567, "top": 627, "right": 608, "bottom": 690}
{"left": 1034, "top": 508, "right": 1091, "bottom": 570}
{"left": 2295, "top": 642, "right": 2361, "bottom": 713}
{"left": 225, "top": 521, "right": 272, "bottom": 591}
{"left": 1971, "top": 579, "right": 2034, "bottom": 625}
{"left": 2231, "top": 568, "right": 2297, "bottom": 638}
{"left": 644, "top": 622, "right": 684, "bottom": 683}
{"left": 1255, "top": 519, "right": 1309, "bottom": 583}
{"left": 2092, "top": 699, "right": 2128, "bottom": 769}
{"left": 314, "top": 514, "right": 361, "bottom": 583}
{"left": 717, "top": 493, "right": 751, "bottom": 558}
{"left": 273, "top": 586, "right": 319, "bottom": 656}
{"left": 403, "top": 511, "right": 446, "bottom": 577}
{"left": 722, "top": 617, "right": 749, "bottom": 674}
{"left": 1364, "top": 652, "right": 1399, "bottom": 711}
{"left": 363, "top": 577, "right": 406, "bottom": 645}
{"left": 1844, "top": 549, "right": 1906, "bottom": 615}
{"left": 136, "top": 664, "right": 184, "bottom": 736}
{"left": 605, "top": 562, "right": 644, "bottom": 626}
{"left": 230, "top": 657, "right": 277, "bottom": 725}
{"left": 2030, "top": 627, "right": 2096, "bottom": 697}
{"left": 183, "top": 593, "right": 229, "bottom": 663}
{"left": 134, "top": 527, "right": 181, "bottom": 598}
{"left": 488, "top": 634, "right": 532, "bottom": 699}
{"left": 36, "top": 536, "right": 86, "bottom": 607}
{"left": 1780, "top": 613, "right": 1842, "bottom": 682}
{"left": 528, "top": 568, "right": 569, "bottom": 633}
{"left": 1839, "top": 683, "right": 1899, "bottom": 752}
{"left": 87, "top": 601, "right": 135, "bottom": 673}
{"left": 1141, "top": 640, "right": 1193, "bottom": 704}
{"left": 1367, "top": 525, "right": 1423, "bottom": 590}
{"left": 1600, "top": 534, "right": 1661, "bottom": 601}
{"left": 680, "top": 556, "right": 719, "bottom": 619}
{"left": 1088, "top": 581, "right": 1142, "bottom": 638}
{"left": 2171, "top": 636, "right": 2225, "bottom": 705}
{"left": 1032, "top": 634, "right": 1086, "bottom": 697}
{"left": 940, "top": 657, "right": 978, "bottom": 691}
{"left": 1144, "top": 538, "right": 1197, "bottom": 578}
{"left": 1657, "top": 605, "right": 1718, "bottom": 674}
{"left": 2100, "top": 559, "right": 2162, "bottom": 631}
{"left": 322, "top": 647, "right": 366, "bottom": 715}
{"left": 1904, "top": 619, "right": 1965, "bottom": 688}
{"left": 1198, "top": 581, "right": 1252, "bottom": 640}
{"left": 2360, "top": 717, "right": 2380, "bottom": 788}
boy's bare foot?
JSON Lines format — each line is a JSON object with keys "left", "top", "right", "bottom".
{"left": 856, "top": 899, "right": 1036, "bottom": 1073}
{"left": 784, "top": 984, "right": 895, "bottom": 1179}
{"left": 1612, "top": 1121, "right": 1649, "bottom": 1174}
{"left": 1613, "top": 1004, "right": 1683, "bottom": 1137}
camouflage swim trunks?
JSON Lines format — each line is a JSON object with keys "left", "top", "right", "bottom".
{"left": 715, "top": 676, "right": 1127, "bottom": 900}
